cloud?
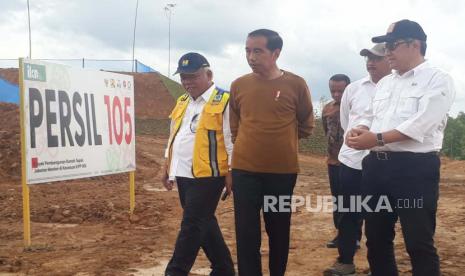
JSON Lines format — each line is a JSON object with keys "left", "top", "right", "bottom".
{"left": 0, "top": 0, "right": 464, "bottom": 116}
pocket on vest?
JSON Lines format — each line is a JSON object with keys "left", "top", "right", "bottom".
{"left": 201, "top": 112, "right": 223, "bottom": 130}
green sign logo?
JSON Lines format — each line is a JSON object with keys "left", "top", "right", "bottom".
{"left": 24, "top": 63, "right": 46, "bottom": 82}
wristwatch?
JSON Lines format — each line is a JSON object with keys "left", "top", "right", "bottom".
{"left": 376, "top": 133, "right": 385, "bottom": 146}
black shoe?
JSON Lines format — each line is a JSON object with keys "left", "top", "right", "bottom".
{"left": 326, "top": 236, "right": 338, "bottom": 248}
{"left": 323, "top": 261, "right": 356, "bottom": 276}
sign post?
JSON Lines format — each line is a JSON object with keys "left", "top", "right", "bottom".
{"left": 130, "top": 171, "right": 135, "bottom": 214}
{"left": 19, "top": 59, "right": 31, "bottom": 247}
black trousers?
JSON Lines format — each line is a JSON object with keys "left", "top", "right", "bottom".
{"left": 165, "top": 177, "right": 235, "bottom": 276}
{"left": 328, "top": 164, "right": 341, "bottom": 229}
{"left": 337, "top": 164, "right": 363, "bottom": 264}
{"left": 232, "top": 169, "right": 297, "bottom": 276}
{"left": 361, "top": 152, "right": 440, "bottom": 276}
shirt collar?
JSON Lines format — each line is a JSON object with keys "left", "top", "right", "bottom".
{"left": 189, "top": 83, "right": 215, "bottom": 102}
{"left": 394, "top": 60, "right": 429, "bottom": 78}
{"left": 361, "top": 75, "right": 374, "bottom": 85}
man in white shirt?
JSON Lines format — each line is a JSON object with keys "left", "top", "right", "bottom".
{"left": 162, "top": 52, "right": 235, "bottom": 276}
{"left": 324, "top": 43, "right": 391, "bottom": 276}
{"left": 347, "top": 20, "right": 456, "bottom": 276}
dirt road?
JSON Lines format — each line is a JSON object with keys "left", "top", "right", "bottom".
{"left": 1, "top": 134, "right": 465, "bottom": 275}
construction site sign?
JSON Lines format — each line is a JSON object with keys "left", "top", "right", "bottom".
{"left": 20, "top": 59, "right": 136, "bottom": 184}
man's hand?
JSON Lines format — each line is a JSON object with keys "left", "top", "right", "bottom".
{"left": 345, "top": 125, "right": 369, "bottom": 140}
{"left": 221, "top": 171, "right": 233, "bottom": 201}
{"left": 346, "top": 129, "right": 358, "bottom": 139}
{"left": 161, "top": 160, "right": 174, "bottom": 190}
{"left": 225, "top": 171, "right": 232, "bottom": 195}
{"left": 161, "top": 171, "right": 175, "bottom": 190}
{"left": 346, "top": 128, "right": 377, "bottom": 150}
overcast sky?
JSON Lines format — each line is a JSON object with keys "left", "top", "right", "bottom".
{"left": 1, "top": 0, "right": 464, "bottom": 115}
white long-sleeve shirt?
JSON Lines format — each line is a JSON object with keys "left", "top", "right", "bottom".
{"left": 358, "top": 61, "right": 456, "bottom": 153}
{"left": 165, "top": 84, "right": 233, "bottom": 180}
{"left": 339, "top": 76, "right": 377, "bottom": 170}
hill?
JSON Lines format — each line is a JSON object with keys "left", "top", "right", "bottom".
{"left": 0, "top": 68, "right": 180, "bottom": 120}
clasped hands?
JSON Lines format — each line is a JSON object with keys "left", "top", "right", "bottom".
{"left": 346, "top": 126, "right": 378, "bottom": 150}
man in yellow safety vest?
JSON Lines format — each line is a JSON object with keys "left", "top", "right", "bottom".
{"left": 162, "top": 52, "right": 235, "bottom": 276}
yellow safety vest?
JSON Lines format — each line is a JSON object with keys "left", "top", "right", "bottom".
{"left": 167, "top": 87, "right": 230, "bottom": 178}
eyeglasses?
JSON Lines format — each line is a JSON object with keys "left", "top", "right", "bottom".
{"left": 385, "top": 40, "right": 412, "bottom": 52}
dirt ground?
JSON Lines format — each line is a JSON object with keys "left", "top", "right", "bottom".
{"left": 1, "top": 103, "right": 465, "bottom": 275}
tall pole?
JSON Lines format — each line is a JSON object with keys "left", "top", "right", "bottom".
{"left": 168, "top": 10, "right": 171, "bottom": 77}
{"left": 27, "top": 0, "right": 32, "bottom": 58}
{"left": 131, "top": 0, "right": 139, "bottom": 72}
{"left": 165, "top": 4, "right": 176, "bottom": 77}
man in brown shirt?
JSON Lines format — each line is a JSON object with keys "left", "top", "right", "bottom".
{"left": 321, "top": 74, "right": 350, "bottom": 249}
{"left": 230, "top": 29, "right": 314, "bottom": 276}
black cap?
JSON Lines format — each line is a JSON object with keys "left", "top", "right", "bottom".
{"left": 174, "top": 52, "right": 210, "bottom": 75}
{"left": 372, "top": 19, "right": 427, "bottom": 43}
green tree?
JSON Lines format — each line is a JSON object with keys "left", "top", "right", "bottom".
{"left": 442, "top": 112, "right": 465, "bottom": 160}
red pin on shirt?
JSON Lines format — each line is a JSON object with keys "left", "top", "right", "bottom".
{"left": 275, "top": 90, "right": 281, "bottom": 101}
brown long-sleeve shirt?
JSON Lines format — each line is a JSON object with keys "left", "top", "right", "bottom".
{"left": 229, "top": 71, "right": 314, "bottom": 173}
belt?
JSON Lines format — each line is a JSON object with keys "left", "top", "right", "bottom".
{"left": 369, "top": 151, "right": 439, "bottom": 161}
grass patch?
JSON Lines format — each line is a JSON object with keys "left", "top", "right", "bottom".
{"left": 299, "top": 118, "right": 327, "bottom": 155}
{"left": 134, "top": 116, "right": 328, "bottom": 157}
{"left": 158, "top": 73, "right": 186, "bottom": 99}
{"left": 136, "top": 118, "right": 170, "bottom": 137}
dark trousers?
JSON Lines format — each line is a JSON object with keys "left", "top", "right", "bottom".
{"left": 328, "top": 164, "right": 341, "bottom": 229}
{"left": 337, "top": 164, "right": 363, "bottom": 264}
{"left": 232, "top": 169, "right": 297, "bottom": 276}
{"left": 165, "top": 177, "right": 235, "bottom": 276}
{"left": 361, "top": 152, "right": 440, "bottom": 276}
